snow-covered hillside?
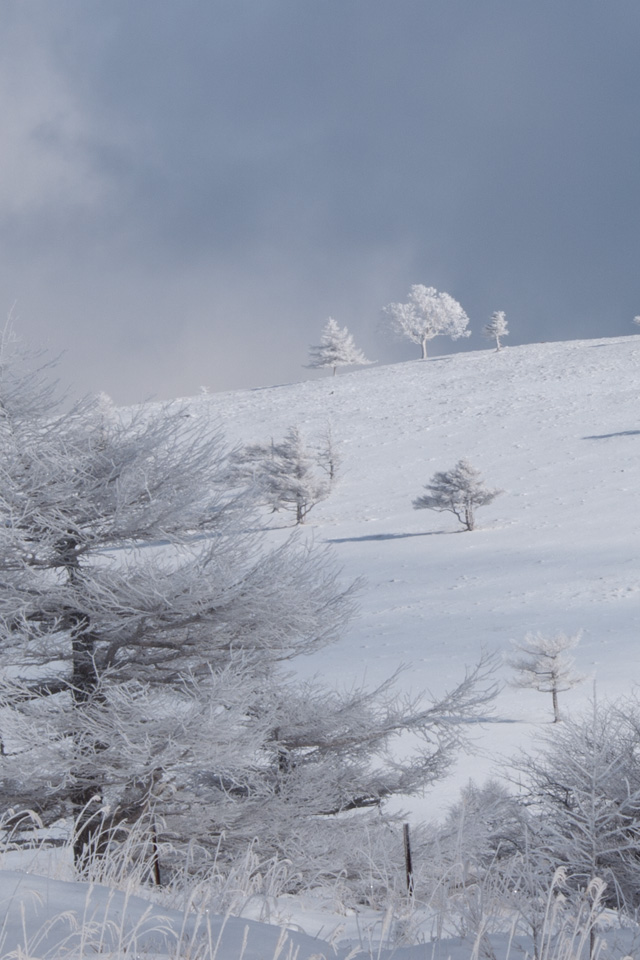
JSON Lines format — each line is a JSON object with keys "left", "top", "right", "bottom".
{"left": 3, "top": 335, "right": 640, "bottom": 960}
{"left": 192, "top": 335, "right": 640, "bottom": 816}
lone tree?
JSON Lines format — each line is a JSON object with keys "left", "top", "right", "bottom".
{"left": 308, "top": 317, "right": 370, "bottom": 376}
{"left": 484, "top": 310, "right": 509, "bottom": 350}
{"left": 228, "top": 425, "right": 331, "bottom": 524}
{"left": 0, "top": 331, "right": 496, "bottom": 889}
{"left": 508, "top": 631, "right": 584, "bottom": 723}
{"left": 413, "top": 459, "right": 502, "bottom": 531}
{"left": 260, "top": 426, "right": 330, "bottom": 524}
{"left": 383, "top": 285, "right": 470, "bottom": 359}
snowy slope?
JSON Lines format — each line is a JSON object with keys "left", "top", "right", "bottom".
{"left": 190, "top": 335, "right": 640, "bottom": 817}
{"left": 5, "top": 335, "right": 640, "bottom": 959}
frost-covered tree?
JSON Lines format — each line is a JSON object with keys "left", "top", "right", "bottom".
{"left": 0, "top": 331, "right": 355, "bottom": 868}
{"left": 228, "top": 426, "right": 331, "bottom": 524}
{"left": 483, "top": 310, "right": 509, "bottom": 350}
{"left": 633, "top": 315, "right": 640, "bottom": 328}
{"left": 261, "top": 426, "right": 330, "bottom": 523}
{"left": 508, "top": 631, "right": 584, "bottom": 723}
{"left": 430, "top": 780, "right": 557, "bottom": 957}
{"left": 413, "top": 459, "right": 502, "bottom": 531}
{"left": 0, "top": 331, "right": 496, "bottom": 888}
{"left": 516, "top": 698, "right": 640, "bottom": 919}
{"left": 210, "top": 655, "right": 497, "bottom": 880}
{"left": 383, "top": 285, "right": 470, "bottom": 359}
{"left": 317, "top": 423, "right": 341, "bottom": 482}
{"left": 308, "top": 317, "right": 370, "bottom": 376}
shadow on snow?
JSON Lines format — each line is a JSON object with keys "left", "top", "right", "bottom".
{"left": 328, "top": 531, "right": 447, "bottom": 544}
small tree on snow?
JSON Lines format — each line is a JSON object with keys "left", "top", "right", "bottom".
{"left": 484, "top": 310, "right": 509, "bottom": 351}
{"left": 262, "top": 426, "right": 330, "bottom": 523}
{"left": 383, "top": 284, "right": 470, "bottom": 359}
{"left": 308, "top": 317, "right": 370, "bottom": 376}
{"left": 317, "top": 423, "right": 341, "bottom": 482}
{"left": 508, "top": 631, "right": 584, "bottom": 723}
{"left": 413, "top": 459, "right": 502, "bottom": 531}
{"left": 229, "top": 427, "right": 331, "bottom": 524}
{"left": 633, "top": 315, "right": 640, "bottom": 328}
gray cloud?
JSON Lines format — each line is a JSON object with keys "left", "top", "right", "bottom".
{"left": 1, "top": 0, "right": 639, "bottom": 401}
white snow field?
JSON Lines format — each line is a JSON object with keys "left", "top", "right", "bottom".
{"left": 4, "top": 335, "right": 640, "bottom": 959}
{"left": 196, "top": 335, "right": 640, "bottom": 814}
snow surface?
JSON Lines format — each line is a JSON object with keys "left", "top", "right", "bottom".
{"left": 6, "top": 335, "right": 640, "bottom": 958}
{"left": 0, "top": 870, "right": 340, "bottom": 959}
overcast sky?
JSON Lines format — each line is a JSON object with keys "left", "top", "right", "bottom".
{"left": 1, "top": 1, "right": 639, "bottom": 402}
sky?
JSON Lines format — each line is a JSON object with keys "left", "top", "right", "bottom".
{"left": 1, "top": 0, "right": 639, "bottom": 403}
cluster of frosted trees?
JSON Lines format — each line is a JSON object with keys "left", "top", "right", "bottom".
{"left": 307, "top": 285, "right": 510, "bottom": 375}
{"left": 0, "top": 330, "right": 496, "bottom": 890}
{"left": 306, "top": 292, "right": 508, "bottom": 537}
{"left": 424, "top": 693, "right": 640, "bottom": 956}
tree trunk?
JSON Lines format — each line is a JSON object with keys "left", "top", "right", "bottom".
{"left": 64, "top": 538, "right": 106, "bottom": 870}
{"left": 420, "top": 339, "right": 428, "bottom": 359}
{"left": 552, "top": 687, "right": 560, "bottom": 723}
{"left": 464, "top": 505, "right": 475, "bottom": 531}
{"left": 69, "top": 615, "right": 106, "bottom": 869}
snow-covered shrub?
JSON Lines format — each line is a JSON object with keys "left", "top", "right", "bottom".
{"left": 516, "top": 698, "right": 640, "bottom": 915}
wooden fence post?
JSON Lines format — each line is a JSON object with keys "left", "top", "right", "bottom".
{"left": 403, "top": 822, "right": 414, "bottom": 896}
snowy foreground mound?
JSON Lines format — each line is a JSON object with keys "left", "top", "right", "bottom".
{"left": 0, "top": 870, "right": 340, "bottom": 960}
{"left": 4, "top": 871, "right": 637, "bottom": 960}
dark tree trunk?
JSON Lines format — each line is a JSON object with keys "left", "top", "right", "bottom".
{"left": 69, "top": 614, "right": 106, "bottom": 868}
{"left": 63, "top": 537, "right": 106, "bottom": 870}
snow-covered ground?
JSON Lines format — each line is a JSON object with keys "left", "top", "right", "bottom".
{"left": 4, "top": 335, "right": 640, "bottom": 958}
{"left": 194, "top": 335, "right": 640, "bottom": 821}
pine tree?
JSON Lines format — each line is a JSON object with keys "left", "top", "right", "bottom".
{"left": 307, "top": 317, "right": 370, "bottom": 376}
{"left": 261, "top": 426, "right": 329, "bottom": 523}
{"left": 508, "top": 631, "right": 584, "bottom": 722}
{"left": 483, "top": 310, "right": 509, "bottom": 350}
{"left": 413, "top": 459, "right": 502, "bottom": 531}
{"left": 383, "top": 285, "right": 470, "bottom": 359}
{"left": 228, "top": 426, "right": 332, "bottom": 524}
